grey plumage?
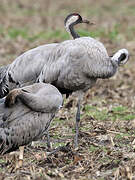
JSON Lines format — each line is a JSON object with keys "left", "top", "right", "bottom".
{"left": 0, "top": 65, "right": 10, "bottom": 97}
{"left": 38, "top": 37, "right": 129, "bottom": 94}
{"left": 0, "top": 83, "right": 63, "bottom": 154}
{"left": 37, "top": 37, "right": 129, "bottom": 147}
{"left": 0, "top": 65, "right": 9, "bottom": 80}
{"left": 1, "top": 43, "right": 58, "bottom": 98}
{"left": 0, "top": 13, "right": 89, "bottom": 98}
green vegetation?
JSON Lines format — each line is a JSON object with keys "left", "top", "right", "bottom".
{"left": 7, "top": 28, "right": 28, "bottom": 39}
{"left": 0, "top": 22, "right": 126, "bottom": 43}
{"left": 89, "top": 145, "right": 99, "bottom": 152}
{"left": 0, "top": 0, "right": 135, "bottom": 179}
{"left": 83, "top": 104, "right": 135, "bottom": 122}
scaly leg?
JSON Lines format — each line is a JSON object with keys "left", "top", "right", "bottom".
{"left": 46, "top": 114, "right": 55, "bottom": 149}
{"left": 74, "top": 99, "right": 81, "bottom": 149}
{"left": 18, "top": 146, "right": 24, "bottom": 167}
{"left": 46, "top": 129, "right": 51, "bottom": 149}
{"left": 14, "top": 146, "right": 24, "bottom": 170}
{"left": 74, "top": 92, "right": 84, "bottom": 149}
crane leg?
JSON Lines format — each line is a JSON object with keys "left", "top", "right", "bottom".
{"left": 18, "top": 146, "right": 24, "bottom": 167}
{"left": 15, "top": 146, "right": 24, "bottom": 169}
{"left": 74, "top": 99, "right": 81, "bottom": 149}
{"left": 46, "top": 114, "right": 55, "bottom": 149}
{"left": 46, "top": 129, "right": 51, "bottom": 149}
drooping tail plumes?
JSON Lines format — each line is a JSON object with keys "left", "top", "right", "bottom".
{"left": 0, "top": 65, "right": 9, "bottom": 98}
{"left": 0, "top": 76, "right": 9, "bottom": 98}
{"left": 111, "top": 49, "right": 129, "bottom": 66}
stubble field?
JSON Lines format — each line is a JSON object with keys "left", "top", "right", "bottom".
{"left": 0, "top": 0, "right": 135, "bottom": 179}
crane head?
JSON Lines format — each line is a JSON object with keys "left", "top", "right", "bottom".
{"left": 111, "top": 49, "right": 129, "bottom": 66}
{"left": 64, "top": 13, "right": 92, "bottom": 28}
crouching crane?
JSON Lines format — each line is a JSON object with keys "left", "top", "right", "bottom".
{"left": 0, "top": 83, "right": 63, "bottom": 166}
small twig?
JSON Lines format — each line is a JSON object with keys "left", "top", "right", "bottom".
{"left": 46, "top": 142, "right": 71, "bottom": 156}
{"left": 110, "top": 111, "right": 135, "bottom": 115}
{"left": 106, "top": 130, "right": 124, "bottom": 135}
{"left": 109, "top": 136, "right": 115, "bottom": 147}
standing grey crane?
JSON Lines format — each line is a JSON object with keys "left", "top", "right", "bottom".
{"left": 37, "top": 37, "right": 129, "bottom": 148}
{"left": 0, "top": 83, "right": 62, "bottom": 163}
{"left": 0, "top": 13, "right": 90, "bottom": 98}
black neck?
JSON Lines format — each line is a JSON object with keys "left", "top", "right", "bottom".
{"left": 69, "top": 24, "right": 80, "bottom": 39}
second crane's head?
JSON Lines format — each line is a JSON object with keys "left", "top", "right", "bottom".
{"left": 111, "top": 49, "right": 129, "bottom": 66}
{"left": 64, "top": 13, "right": 90, "bottom": 39}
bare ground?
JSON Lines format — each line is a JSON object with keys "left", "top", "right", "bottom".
{"left": 0, "top": 0, "right": 135, "bottom": 179}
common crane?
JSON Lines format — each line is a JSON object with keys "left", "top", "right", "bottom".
{"left": 37, "top": 38, "right": 129, "bottom": 148}
{"left": 0, "top": 13, "right": 89, "bottom": 98}
{"left": 0, "top": 83, "right": 63, "bottom": 166}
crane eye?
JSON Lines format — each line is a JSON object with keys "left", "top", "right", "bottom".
{"left": 118, "top": 53, "right": 126, "bottom": 62}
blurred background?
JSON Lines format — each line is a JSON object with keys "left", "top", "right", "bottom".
{"left": 0, "top": 0, "right": 135, "bottom": 179}
{"left": 0, "top": 0, "right": 135, "bottom": 64}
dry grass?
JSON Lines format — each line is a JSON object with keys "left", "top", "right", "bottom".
{"left": 0, "top": 0, "right": 135, "bottom": 179}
